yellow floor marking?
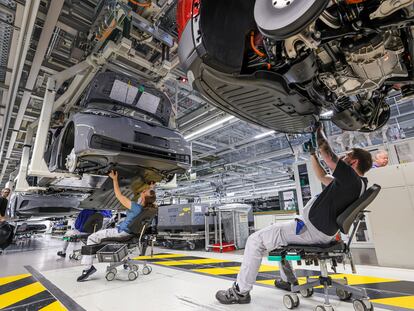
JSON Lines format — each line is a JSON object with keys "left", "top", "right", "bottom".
{"left": 371, "top": 296, "right": 414, "bottom": 309}
{"left": 38, "top": 300, "right": 68, "bottom": 311}
{"left": 256, "top": 279, "right": 276, "bottom": 286}
{"left": 328, "top": 274, "right": 397, "bottom": 285}
{"left": 156, "top": 258, "right": 230, "bottom": 266}
{"left": 0, "top": 273, "right": 32, "bottom": 286}
{"left": 0, "top": 282, "right": 46, "bottom": 309}
{"left": 257, "top": 273, "right": 397, "bottom": 288}
{"left": 134, "top": 253, "right": 184, "bottom": 260}
{"left": 194, "top": 264, "right": 279, "bottom": 275}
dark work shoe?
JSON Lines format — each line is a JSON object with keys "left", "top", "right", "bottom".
{"left": 77, "top": 266, "right": 97, "bottom": 282}
{"left": 57, "top": 251, "right": 66, "bottom": 258}
{"left": 216, "top": 283, "right": 251, "bottom": 304}
{"left": 274, "top": 278, "right": 298, "bottom": 292}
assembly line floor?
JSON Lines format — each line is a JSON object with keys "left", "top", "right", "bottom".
{"left": 1, "top": 237, "right": 414, "bottom": 311}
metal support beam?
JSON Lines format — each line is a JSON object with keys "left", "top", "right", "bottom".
{"left": 0, "top": 0, "right": 40, "bottom": 162}
{"left": 14, "top": 127, "right": 33, "bottom": 192}
{"left": 0, "top": 0, "right": 64, "bottom": 183}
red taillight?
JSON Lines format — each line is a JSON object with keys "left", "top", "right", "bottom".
{"left": 177, "top": 0, "right": 200, "bottom": 40}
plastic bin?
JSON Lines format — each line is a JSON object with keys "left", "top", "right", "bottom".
{"left": 97, "top": 244, "right": 128, "bottom": 263}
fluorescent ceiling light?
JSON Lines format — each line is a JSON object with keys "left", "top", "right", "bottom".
{"left": 254, "top": 130, "right": 275, "bottom": 139}
{"left": 320, "top": 110, "right": 333, "bottom": 117}
{"left": 184, "top": 116, "right": 235, "bottom": 140}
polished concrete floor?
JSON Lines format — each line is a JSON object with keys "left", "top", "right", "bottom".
{"left": 1, "top": 234, "right": 414, "bottom": 311}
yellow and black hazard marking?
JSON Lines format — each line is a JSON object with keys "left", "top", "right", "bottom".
{"left": 0, "top": 273, "right": 67, "bottom": 311}
{"left": 135, "top": 253, "right": 414, "bottom": 310}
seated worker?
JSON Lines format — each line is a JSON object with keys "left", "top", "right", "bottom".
{"left": 216, "top": 124, "right": 373, "bottom": 304}
{"left": 77, "top": 170, "right": 156, "bottom": 282}
{"left": 0, "top": 188, "right": 11, "bottom": 222}
{"left": 57, "top": 209, "right": 112, "bottom": 258}
{"left": 372, "top": 150, "right": 389, "bottom": 168}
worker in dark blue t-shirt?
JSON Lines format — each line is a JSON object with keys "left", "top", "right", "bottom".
{"left": 77, "top": 170, "right": 156, "bottom": 282}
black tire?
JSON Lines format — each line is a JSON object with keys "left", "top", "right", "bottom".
{"left": 254, "top": 0, "right": 330, "bottom": 39}
{"left": 142, "top": 265, "right": 152, "bottom": 275}
{"left": 105, "top": 272, "right": 116, "bottom": 281}
{"left": 336, "top": 288, "right": 352, "bottom": 301}
{"left": 128, "top": 271, "right": 138, "bottom": 281}
{"left": 283, "top": 294, "right": 295, "bottom": 309}
{"left": 300, "top": 287, "right": 314, "bottom": 298}
{"left": 353, "top": 299, "right": 374, "bottom": 311}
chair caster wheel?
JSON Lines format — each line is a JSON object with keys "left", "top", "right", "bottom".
{"left": 105, "top": 271, "right": 116, "bottom": 281}
{"left": 353, "top": 299, "right": 374, "bottom": 311}
{"left": 314, "top": 305, "right": 334, "bottom": 311}
{"left": 300, "top": 287, "right": 314, "bottom": 298}
{"left": 128, "top": 271, "right": 138, "bottom": 281}
{"left": 142, "top": 265, "right": 152, "bottom": 275}
{"left": 283, "top": 293, "right": 299, "bottom": 309}
{"left": 336, "top": 288, "right": 352, "bottom": 301}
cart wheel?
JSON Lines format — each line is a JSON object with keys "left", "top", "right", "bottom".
{"left": 353, "top": 299, "right": 374, "bottom": 311}
{"left": 300, "top": 287, "right": 314, "bottom": 298}
{"left": 128, "top": 271, "right": 138, "bottom": 281}
{"left": 336, "top": 288, "right": 352, "bottom": 301}
{"left": 132, "top": 265, "right": 139, "bottom": 271}
{"left": 187, "top": 242, "right": 196, "bottom": 250}
{"left": 105, "top": 271, "right": 116, "bottom": 281}
{"left": 110, "top": 268, "right": 117, "bottom": 275}
{"left": 283, "top": 294, "right": 299, "bottom": 309}
{"left": 142, "top": 265, "right": 152, "bottom": 275}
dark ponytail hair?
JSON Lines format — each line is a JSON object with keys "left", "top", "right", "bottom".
{"left": 144, "top": 189, "right": 157, "bottom": 209}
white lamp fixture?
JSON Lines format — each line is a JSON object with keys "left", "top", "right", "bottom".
{"left": 184, "top": 115, "right": 235, "bottom": 140}
{"left": 254, "top": 130, "right": 275, "bottom": 139}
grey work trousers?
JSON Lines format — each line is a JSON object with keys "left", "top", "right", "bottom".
{"left": 81, "top": 228, "right": 131, "bottom": 266}
{"left": 236, "top": 197, "right": 335, "bottom": 293}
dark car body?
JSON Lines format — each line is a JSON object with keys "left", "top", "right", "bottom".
{"left": 177, "top": 0, "right": 414, "bottom": 133}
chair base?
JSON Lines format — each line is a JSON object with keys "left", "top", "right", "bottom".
{"left": 104, "top": 258, "right": 152, "bottom": 282}
{"left": 281, "top": 260, "right": 374, "bottom": 311}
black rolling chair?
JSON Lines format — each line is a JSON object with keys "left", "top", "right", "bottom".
{"left": 67, "top": 213, "right": 104, "bottom": 260}
{"left": 81, "top": 207, "right": 157, "bottom": 281}
{"left": 268, "top": 184, "right": 381, "bottom": 311}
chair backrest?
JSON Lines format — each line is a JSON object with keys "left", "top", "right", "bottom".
{"left": 336, "top": 184, "right": 381, "bottom": 234}
{"left": 127, "top": 206, "right": 158, "bottom": 235}
{"left": 82, "top": 213, "right": 104, "bottom": 234}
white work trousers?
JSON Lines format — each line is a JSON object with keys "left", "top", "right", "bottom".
{"left": 236, "top": 197, "right": 335, "bottom": 293}
{"left": 81, "top": 228, "right": 130, "bottom": 266}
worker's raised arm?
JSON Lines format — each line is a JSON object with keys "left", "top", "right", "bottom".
{"left": 310, "top": 154, "right": 334, "bottom": 186}
{"left": 316, "top": 124, "right": 339, "bottom": 172}
{"left": 109, "top": 170, "right": 132, "bottom": 209}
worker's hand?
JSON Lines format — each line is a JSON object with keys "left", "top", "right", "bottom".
{"left": 315, "top": 121, "right": 323, "bottom": 133}
{"left": 108, "top": 170, "right": 118, "bottom": 181}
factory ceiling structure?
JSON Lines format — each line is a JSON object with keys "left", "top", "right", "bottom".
{"left": 0, "top": 0, "right": 413, "bottom": 204}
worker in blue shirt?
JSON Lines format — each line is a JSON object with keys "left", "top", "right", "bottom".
{"left": 77, "top": 170, "right": 156, "bottom": 282}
